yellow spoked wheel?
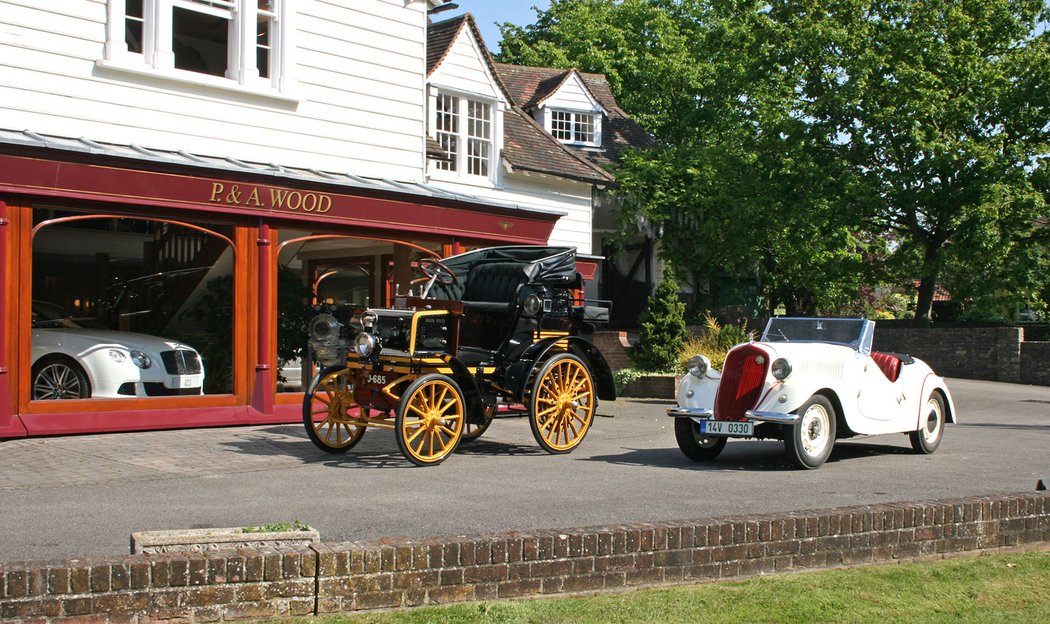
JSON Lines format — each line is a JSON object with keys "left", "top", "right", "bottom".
{"left": 302, "top": 367, "right": 366, "bottom": 454}
{"left": 395, "top": 374, "right": 465, "bottom": 466}
{"left": 461, "top": 406, "right": 495, "bottom": 442}
{"left": 528, "top": 354, "right": 595, "bottom": 454}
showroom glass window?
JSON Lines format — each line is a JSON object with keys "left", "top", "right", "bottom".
{"left": 110, "top": 1, "right": 284, "bottom": 86}
{"left": 275, "top": 231, "right": 378, "bottom": 393}
{"left": 31, "top": 211, "right": 236, "bottom": 399}
{"left": 274, "top": 233, "right": 441, "bottom": 394}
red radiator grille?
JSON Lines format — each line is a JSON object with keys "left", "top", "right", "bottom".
{"left": 715, "top": 345, "right": 769, "bottom": 421}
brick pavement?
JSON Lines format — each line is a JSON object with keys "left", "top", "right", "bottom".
{"left": 0, "top": 424, "right": 316, "bottom": 490}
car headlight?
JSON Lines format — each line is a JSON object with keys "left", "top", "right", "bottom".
{"left": 130, "top": 350, "right": 152, "bottom": 369}
{"left": 687, "top": 355, "right": 711, "bottom": 378}
{"left": 353, "top": 333, "right": 377, "bottom": 358}
{"left": 310, "top": 314, "right": 341, "bottom": 343}
{"left": 522, "top": 294, "right": 542, "bottom": 317}
{"left": 108, "top": 349, "right": 126, "bottom": 363}
{"left": 771, "top": 357, "right": 792, "bottom": 380}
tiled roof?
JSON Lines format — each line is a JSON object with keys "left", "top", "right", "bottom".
{"left": 426, "top": 15, "right": 464, "bottom": 76}
{"left": 494, "top": 63, "right": 654, "bottom": 167}
{"left": 503, "top": 107, "right": 615, "bottom": 184}
{"left": 426, "top": 135, "right": 450, "bottom": 161}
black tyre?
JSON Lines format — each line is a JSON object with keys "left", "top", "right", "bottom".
{"left": 784, "top": 395, "right": 837, "bottom": 469}
{"left": 674, "top": 418, "right": 728, "bottom": 461}
{"left": 32, "top": 357, "right": 90, "bottom": 400}
{"left": 528, "top": 354, "right": 595, "bottom": 454}
{"left": 395, "top": 374, "right": 465, "bottom": 466}
{"left": 302, "top": 367, "right": 366, "bottom": 453}
{"left": 461, "top": 406, "right": 495, "bottom": 442}
{"left": 910, "top": 392, "right": 945, "bottom": 454}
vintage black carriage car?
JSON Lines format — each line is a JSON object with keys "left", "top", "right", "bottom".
{"left": 302, "top": 246, "right": 616, "bottom": 466}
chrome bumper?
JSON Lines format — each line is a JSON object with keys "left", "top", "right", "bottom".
{"left": 666, "top": 407, "right": 713, "bottom": 419}
{"left": 666, "top": 407, "right": 799, "bottom": 425}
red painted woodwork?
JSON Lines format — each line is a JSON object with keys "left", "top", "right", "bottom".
{"left": 0, "top": 149, "right": 564, "bottom": 437}
{"left": 0, "top": 201, "right": 26, "bottom": 437}
{"left": 0, "top": 154, "right": 558, "bottom": 245}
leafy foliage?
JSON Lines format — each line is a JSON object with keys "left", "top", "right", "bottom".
{"left": 611, "top": 368, "right": 647, "bottom": 394}
{"left": 628, "top": 265, "right": 687, "bottom": 371}
{"left": 499, "top": 0, "right": 1050, "bottom": 322}
{"left": 678, "top": 314, "right": 755, "bottom": 371}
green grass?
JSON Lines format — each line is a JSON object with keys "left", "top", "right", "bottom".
{"left": 239, "top": 520, "right": 310, "bottom": 533}
{"left": 272, "top": 550, "right": 1050, "bottom": 624}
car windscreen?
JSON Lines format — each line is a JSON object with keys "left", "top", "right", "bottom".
{"left": 762, "top": 318, "right": 869, "bottom": 348}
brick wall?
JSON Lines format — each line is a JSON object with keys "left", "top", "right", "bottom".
{"left": 619, "top": 375, "right": 676, "bottom": 398}
{"left": 873, "top": 327, "right": 1024, "bottom": 384}
{"left": 1020, "top": 342, "right": 1050, "bottom": 386}
{"left": 589, "top": 331, "right": 633, "bottom": 370}
{"left": 3, "top": 492, "right": 1047, "bottom": 622}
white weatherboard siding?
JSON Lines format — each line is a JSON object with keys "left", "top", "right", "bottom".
{"left": 432, "top": 173, "right": 593, "bottom": 253}
{"left": 541, "top": 73, "right": 601, "bottom": 111}
{"left": 428, "top": 25, "right": 499, "bottom": 99}
{"left": 0, "top": 0, "right": 428, "bottom": 181}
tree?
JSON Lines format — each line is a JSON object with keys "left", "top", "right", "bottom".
{"left": 772, "top": 0, "right": 1050, "bottom": 321}
{"left": 629, "top": 265, "right": 687, "bottom": 371}
{"left": 501, "top": 1, "right": 1050, "bottom": 321}
{"left": 500, "top": 1, "right": 872, "bottom": 315}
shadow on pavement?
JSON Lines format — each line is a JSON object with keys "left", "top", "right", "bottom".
{"left": 583, "top": 439, "right": 919, "bottom": 472}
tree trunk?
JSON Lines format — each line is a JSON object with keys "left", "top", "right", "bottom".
{"left": 915, "top": 245, "right": 940, "bottom": 324}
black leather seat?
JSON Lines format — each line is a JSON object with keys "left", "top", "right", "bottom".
{"left": 460, "top": 262, "right": 525, "bottom": 313}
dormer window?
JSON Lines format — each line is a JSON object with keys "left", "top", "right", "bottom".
{"left": 550, "top": 110, "right": 598, "bottom": 145}
{"left": 433, "top": 91, "right": 495, "bottom": 178}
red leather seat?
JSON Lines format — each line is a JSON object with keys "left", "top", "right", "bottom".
{"left": 871, "top": 352, "right": 902, "bottom": 382}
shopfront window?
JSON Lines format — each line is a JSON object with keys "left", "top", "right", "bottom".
{"left": 31, "top": 212, "right": 236, "bottom": 399}
{"left": 275, "top": 232, "right": 439, "bottom": 393}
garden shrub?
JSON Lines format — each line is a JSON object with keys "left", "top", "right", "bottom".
{"left": 629, "top": 266, "right": 687, "bottom": 372}
{"left": 677, "top": 313, "right": 755, "bottom": 371}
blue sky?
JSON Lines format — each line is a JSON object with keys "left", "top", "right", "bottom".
{"left": 439, "top": 1, "right": 551, "bottom": 53}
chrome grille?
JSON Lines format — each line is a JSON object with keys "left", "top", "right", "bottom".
{"left": 161, "top": 350, "right": 202, "bottom": 375}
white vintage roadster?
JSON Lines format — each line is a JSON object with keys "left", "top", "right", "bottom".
{"left": 667, "top": 317, "right": 956, "bottom": 469}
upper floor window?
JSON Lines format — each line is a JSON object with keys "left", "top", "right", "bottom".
{"left": 106, "top": 1, "right": 288, "bottom": 90}
{"left": 549, "top": 109, "right": 599, "bottom": 146}
{"left": 433, "top": 91, "right": 495, "bottom": 178}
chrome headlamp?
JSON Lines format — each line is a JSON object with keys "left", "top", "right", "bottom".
{"left": 687, "top": 355, "right": 711, "bottom": 378}
{"left": 130, "top": 350, "right": 152, "bottom": 369}
{"left": 310, "top": 313, "right": 341, "bottom": 343}
{"left": 522, "top": 293, "right": 543, "bottom": 317}
{"left": 771, "top": 357, "right": 792, "bottom": 380}
{"left": 353, "top": 333, "right": 377, "bottom": 358}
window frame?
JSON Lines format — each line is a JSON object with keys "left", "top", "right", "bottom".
{"left": 546, "top": 108, "right": 601, "bottom": 147}
{"left": 429, "top": 89, "right": 500, "bottom": 184}
{"left": 18, "top": 208, "right": 250, "bottom": 414}
{"left": 101, "top": 0, "right": 295, "bottom": 98}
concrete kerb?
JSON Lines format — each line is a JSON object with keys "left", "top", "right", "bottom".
{"left": 2, "top": 491, "right": 1048, "bottom": 622}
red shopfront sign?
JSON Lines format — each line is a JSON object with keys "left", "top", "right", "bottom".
{"left": 0, "top": 154, "right": 558, "bottom": 244}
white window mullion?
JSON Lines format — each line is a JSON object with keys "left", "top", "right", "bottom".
{"left": 104, "top": 2, "right": 128, "bottom": 59}
{"left": 229, "top": 1, "right": 255, "bottom": 82}
{"left": 152, "top": 0, "right": 175, "bottom": 70}
{"left": 275, "top": 2, "right": 295, "bottom": 91}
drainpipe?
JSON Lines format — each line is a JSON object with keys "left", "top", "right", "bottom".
{"left": 252, "top": 222, "right": 274, "bottom": 417}
{"left": 0, "top": 202, "right": 27, "bottom": 437}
